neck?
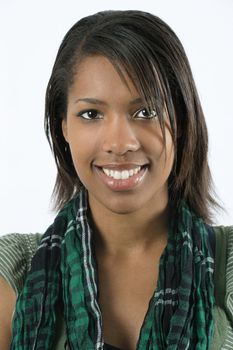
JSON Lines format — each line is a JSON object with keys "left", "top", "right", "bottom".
{"left": 88, "top": 194, "right": 170, "bottom": 257}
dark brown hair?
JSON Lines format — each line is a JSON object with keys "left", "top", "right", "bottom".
{"left": 45, "top": 10, "right": 222, "bottom": 223}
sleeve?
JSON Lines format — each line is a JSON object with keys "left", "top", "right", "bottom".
{"left": 0, "top": 233, "right": 42, "bottom": 296}
{"left": 224, "top": 226, "right": 233, "bottom": 324}
{"left": 209, "top": 225, "right": 233, "bottom": 350}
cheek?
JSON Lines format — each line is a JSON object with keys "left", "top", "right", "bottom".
{"left": 69, "top": 150, "right": 92, "bottom": 188}
{"left": 150, "top": 124, "right": 174, "bottom": 158}
{"left": 69, "top": 145, "right": 87, "bottom": 172}
{"left": 67, "top": 135, "right": 96, "bottom": 181}
{"left": 153, "top": 129, "right": 175, "bottom": 175}
{"left": 164, "top": 136, "right": 175, "bottom": 176}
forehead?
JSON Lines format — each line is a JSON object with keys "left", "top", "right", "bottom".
{"left": 68, "top": 55, "right": 140, "bottom": 102}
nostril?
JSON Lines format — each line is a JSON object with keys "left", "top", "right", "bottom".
{"left": 102, "top": 139, "right": 140, "bottom": 155}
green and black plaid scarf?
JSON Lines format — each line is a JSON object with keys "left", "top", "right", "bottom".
{"left": 11, "top": 189, "right": 215, "bottom": 349}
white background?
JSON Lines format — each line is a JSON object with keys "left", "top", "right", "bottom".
{"left": 0, "top": 0, "right": 232, "bottom": 235}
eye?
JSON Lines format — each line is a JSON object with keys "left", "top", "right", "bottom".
{"left": 77, "top": 109, "right": 102, "bottom": 120}
{"left": 133, "top": 108, "right": 157, "bottom": 119}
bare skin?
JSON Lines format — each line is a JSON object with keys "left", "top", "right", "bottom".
{"left": 94, "top": 231, "right": 168, "bottom": 350}
{"left": 91, "top": 188, "right": 170, "bottom": 349}
{"left": 0, "top": 276, "right": 16, "bottom": 349}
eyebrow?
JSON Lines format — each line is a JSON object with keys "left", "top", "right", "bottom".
{"left": 74, "top": 97, "right": 144, "bottom": 106}
{"left": 75, "top": 98, "right": 107, "bottom": 105}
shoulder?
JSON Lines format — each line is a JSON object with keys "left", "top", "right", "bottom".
{"left": 212, "top": 225, "right": 233, "bottom": 295}
{"left": 213, "top": 225, "right": 233, "bottom": 241}
{"left": 212, "top": 225, "right": 233, "bottom": 262}
{"left": 210, "top": 225, "right": 233, "bottom": 349}
{"left": 219, "top": 226, "right": 233, "bottom": 279}
{"left": 0, "top": 275, "right": 17, "bottom": 349}
{"left": 213, "top": 225, "right": 233, "bottom": 275}
{"left": 0, "top": 233, "right": 42, "bottom": 295}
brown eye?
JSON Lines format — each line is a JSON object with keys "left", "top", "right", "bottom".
{"left": 77, "top": 109, "right": 101, "bottom": 120}
{"left": 134, "top": 108, "right": 157, "bottom": 119}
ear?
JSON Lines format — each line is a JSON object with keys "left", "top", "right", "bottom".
{"left": 62, "top": 119, "right": 69, "bottom": 143}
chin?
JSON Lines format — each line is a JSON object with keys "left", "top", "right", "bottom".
{"left": 102, "top": 195, "right": 144, "bottom": 215}
{"left": 108, "top": 206, "right": 139, "bottom": 215}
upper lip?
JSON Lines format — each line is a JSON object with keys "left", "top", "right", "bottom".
{"left": 94, "top": 163, "right": 148, "bottom": 171}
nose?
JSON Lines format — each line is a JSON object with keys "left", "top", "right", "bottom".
{"left": 102, "top": 115, "right": 140, "bottom": 155}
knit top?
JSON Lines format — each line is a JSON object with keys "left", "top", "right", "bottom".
{"left": 0, "top": 226, "right": 233, "bottom": 349}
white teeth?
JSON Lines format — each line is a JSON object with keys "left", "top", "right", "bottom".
{"left": 129, "top": 169, "right": 134, "bottom": 176}
{"left": 102, "top": 166, "right": 142, "bottom": 179}
{"left": 114, "top": 171, "right": 121, "bottom": 179}
{"left": 121, "top": 170, "right": 128, "bottom": 179}
{"left": 104, "top": 169, "right": 110, "bottom": 176}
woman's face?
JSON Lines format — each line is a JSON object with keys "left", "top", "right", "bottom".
{"left": 62, "top": 55, "right": 174, "bottom": 215}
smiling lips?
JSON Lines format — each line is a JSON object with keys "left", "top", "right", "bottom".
{"left": 94, "top": 164, "right": 148, "bottom": 191}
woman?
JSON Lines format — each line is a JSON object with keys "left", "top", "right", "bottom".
{"left": 0, "top": 10, "right": 232, "bottom": 350}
